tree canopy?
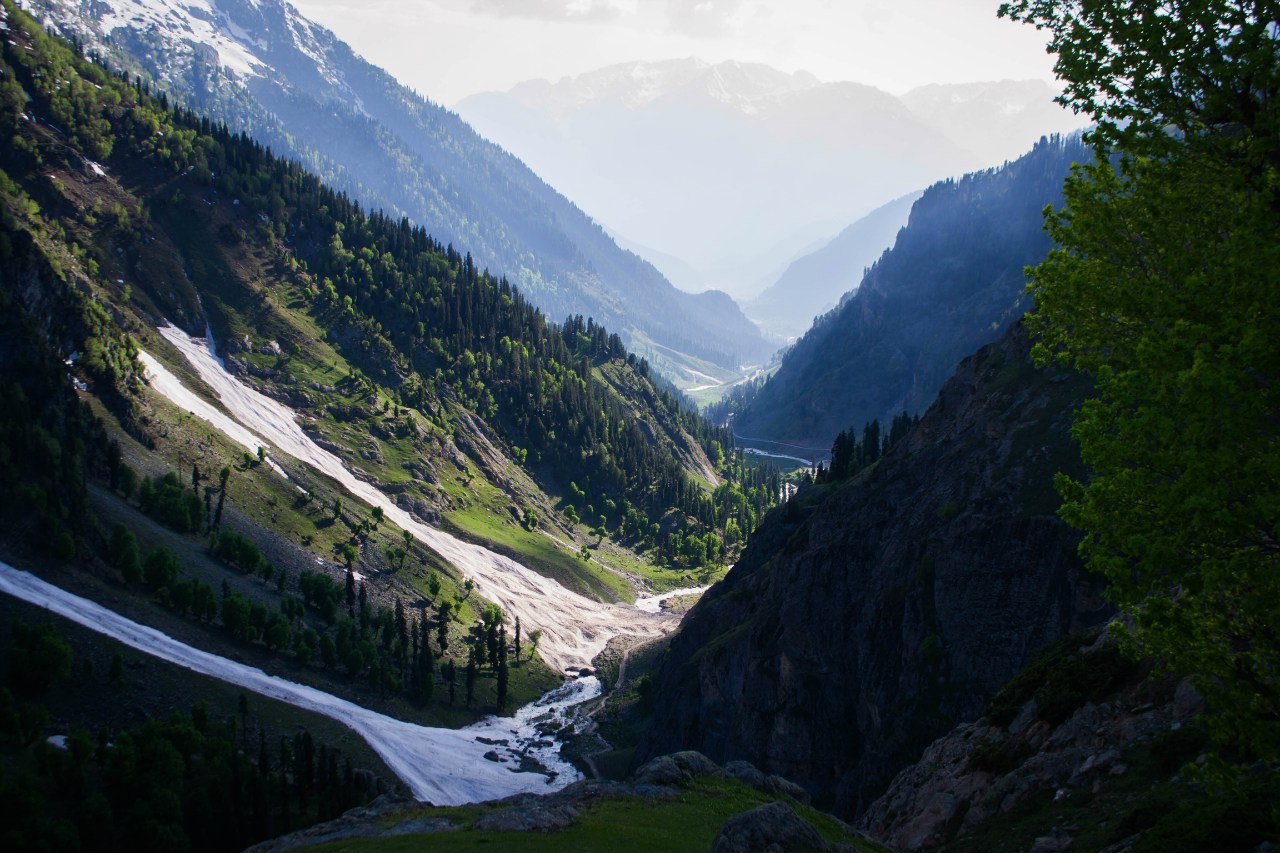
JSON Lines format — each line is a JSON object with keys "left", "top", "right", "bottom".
{"left": 1006, "top": 0, "right": 1280, "bottom": 765}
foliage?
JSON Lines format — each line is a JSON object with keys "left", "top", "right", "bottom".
{"left": 1007, "top": 0, "right": 1280, "bottom": 765}
{"left": 0, "top": 4, "right": 777, "bottom": 573}
{"left": 0, "top": 698, "right": 378, "bottom": 853}
{"left": 6, "top": 620, "right": 72, "bottom": 695}
{"left": 138, "top": 470, "right": 204, "bottom": 533}
{"left": 211, "top": 528, "right": 269, "bottom": 576}
{"left": 733, "top": 135, "right": 1088, "bottom": 451}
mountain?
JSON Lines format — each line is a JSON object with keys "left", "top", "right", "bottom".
{"left": 731, "top": 135, "right": 1090, "bottom": 455}
{"left": 901, "top": 79, "right": 1086, "bottom": 165}
{"left": 0, "top": 0, "right": 786, "bottom": 722}
{"left": 637, "top": 321, "right": 1110, "bottom": 817}
{"left": 456, "top": 60, "right": 1085, "bottom": 298}
{"left": 15, "top": 0, "right": 774, "bottom": 376}
{"left": 745, "top": 191, "right": 920, "bottom": 339}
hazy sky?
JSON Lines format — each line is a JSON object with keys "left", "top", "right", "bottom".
{"left": 288, "top": 0, "right": 1059, "bottom": 106}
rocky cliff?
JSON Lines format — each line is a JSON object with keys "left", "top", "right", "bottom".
{"left": 638, "top": 322, "right": 1111, "bottom": 817}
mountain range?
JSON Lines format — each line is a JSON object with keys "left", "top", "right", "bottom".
{"left": 744, "top": 191, "right": 920, "bottom": 339}
{"left": 457, "top": 59, "right": 1086, "bottom": 298}
{"left": 730, "top": 134, "right": 1090, "bottom": 455}
{"left": 16, "top": 0, "right": 775, "bottom": 380}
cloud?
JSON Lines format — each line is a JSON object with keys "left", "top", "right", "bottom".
{"left": 471, "top": 0, "right": 626, "bottom": 22}
{"left": 665, "top": 0, "right": 746, "bottom": 37}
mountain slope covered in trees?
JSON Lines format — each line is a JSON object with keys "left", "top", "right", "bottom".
{"left": 15, "top": 0, "right": 774, "bottom": 380}
{"left": 731, "top": 135, "right": 1089, "bottom": 454}
{"left": 639, "top": 322, "right": 1108, "bottom": 816}
{"left": 745, "top": 191, "right": 920, "bottom": 339}
{"left": 0, "top": 0, "right": 783, "bottom": 787}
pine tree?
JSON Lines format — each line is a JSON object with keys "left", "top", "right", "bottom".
{"left": 496, "top": 624, "right": 509, "bottom": 711}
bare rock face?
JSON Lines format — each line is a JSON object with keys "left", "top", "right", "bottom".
{"left": 858, "top": 642, "right": 1207, "bottom": 850}
{"left": 638, "top": 323, "right": 1111, "bottom": 818}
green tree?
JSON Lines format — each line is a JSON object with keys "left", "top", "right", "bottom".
{"left": 1004, "top": 0, "right": 1280, "bottom": 765}
{"left": 496, "top": 624, "right": 509, "bottom": 711}
{"left": 108, "top": 523, "right": 142, "bottom": 584}
{"left": 8, "top": 620, "right": 72, "bottom": 695}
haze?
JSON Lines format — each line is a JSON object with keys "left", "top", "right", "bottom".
{"left": 287, "top": 0, "right": 1059, "bottom": 106}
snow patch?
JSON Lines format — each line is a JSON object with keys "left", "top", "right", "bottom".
{"left": 147, "top": 323, "right": 675, "bottom": 672}
{"left": 0, "top": 562, "right": 588, "bottom": 804}
{"left": 634, "top": 585, "right": 708, "bottom": 614}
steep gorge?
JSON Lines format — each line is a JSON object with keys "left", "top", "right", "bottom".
{"left": 639, "top": 322, "right": 1112, "bottom": 817}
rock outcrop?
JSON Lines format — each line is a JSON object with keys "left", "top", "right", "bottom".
{"left": 858, "top": 634, "right": 1208, "bottom": 850}
{"left": 638, "top": 323, "right": 1111, "bottom": 817}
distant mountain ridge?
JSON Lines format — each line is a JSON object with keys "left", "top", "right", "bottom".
{"left": 746, "top": 191, "right": 921, "bottom": 339}
{"left": 16, "top": 0, "right": 774, "bottom": 374}
{"left": 457, "top": 60, "right": 1085, "bottom": 297}
{"left": 732, "top": 135, "right": 1090, "bottom": 453}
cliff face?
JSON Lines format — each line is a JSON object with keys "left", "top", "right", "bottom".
{"left": 638, "top": 323, "right": 1110, "bottom": 817}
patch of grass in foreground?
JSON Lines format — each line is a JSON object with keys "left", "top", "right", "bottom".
{"left": 305, "top": 776, "right": 882, "bottom": 853}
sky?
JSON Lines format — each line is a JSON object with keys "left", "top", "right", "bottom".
{"left": 287, "top": 0, "right": 1060, "bottom": 106}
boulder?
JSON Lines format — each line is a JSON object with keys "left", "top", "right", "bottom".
{"left": 711, "top": 802, "right": 829, "bottom": 853}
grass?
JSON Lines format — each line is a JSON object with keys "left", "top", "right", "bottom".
{"left": 82, "top": 385, "right": 558, "bottom": 722}
{"left": 302, "top": 776, "right": 882, "bottom": 852}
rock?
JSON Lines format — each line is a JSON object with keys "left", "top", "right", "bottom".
{"left": 483, "top": 751, "right": 502, "bottom": 763}
{"left": 766, "top": 774, "right": 812, "bottom": 805}
{"left": 637, "top": 323, "right": 1110, "bottom": 819}
{"left": 725, "top": 760, "right": 769, "bottom": 790}
{"left": 1008, "top": 699, "right": 1038, "bottom": 736}
{"left": 632, "top": 755, "right": 687, "bottom": 786}
{"left": 670, "top": 750, "right": 723, "bottom": 778}
{"left": 711, "top": 802, "right": 830, "bottom": 853}
{"left": 1172, "top": 678, "right": 1206, "bottom": 719}
{"left": 1030, "top": 833, "right": 1074, "bottom": 852}
{"left": 473, "top": 803, "right": 578, "bottom": 833}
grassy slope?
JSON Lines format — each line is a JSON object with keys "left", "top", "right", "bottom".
{"left": 301, "top": 777, "right": 881, "bottom": 853}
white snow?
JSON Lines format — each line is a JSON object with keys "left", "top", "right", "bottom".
{"left": 137, "top": 349, "right": 289, "bottom": 480}
{"left": 0, "top": 561, "right": 589, "bottom": 804}
{"left": 86, "top": 160, "right": 106, "bottom": 176}
{"left": 145, "top": 323, "right": 674, "bottom": 672}
{"left": 69, "top": 0, "right": 268, "bottom": 78}
{"left": 634, "top": 585, "right": 709, "bottom": 614}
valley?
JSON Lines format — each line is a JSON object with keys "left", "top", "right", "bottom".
{"left": 0, "top": 1, "right": 1275, "bottom": 851}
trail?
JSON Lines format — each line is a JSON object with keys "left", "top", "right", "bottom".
{"left": 143, "top": 324, "right": 672, "bottom": 672}
{"left": 0, "top": 561, "right": 592, "bottom": 805}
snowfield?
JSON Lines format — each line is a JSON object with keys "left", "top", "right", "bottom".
{"left": 144, "top": 323, "right": 678, "bottom": 672}
{"left": 0, "top": 561, "right": 597, "bottom": 804}
{"left": 634, "top": 585, "right": 710, "bottom": 614}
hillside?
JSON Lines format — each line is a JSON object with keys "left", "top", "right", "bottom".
{"left": 0, "top": 2, "right": 783, "bottom": 827}
{"left": 746, "top": 191, "right": 920, "bottom": 339}
{"left": 15, "top": 0, "right": 774, "bottom": 379}
{"left": 638, "top": 322, "right": 1110, "bottom": 817}
{"left": 732, "top": 134, "right": 1089, "bottom": 455}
